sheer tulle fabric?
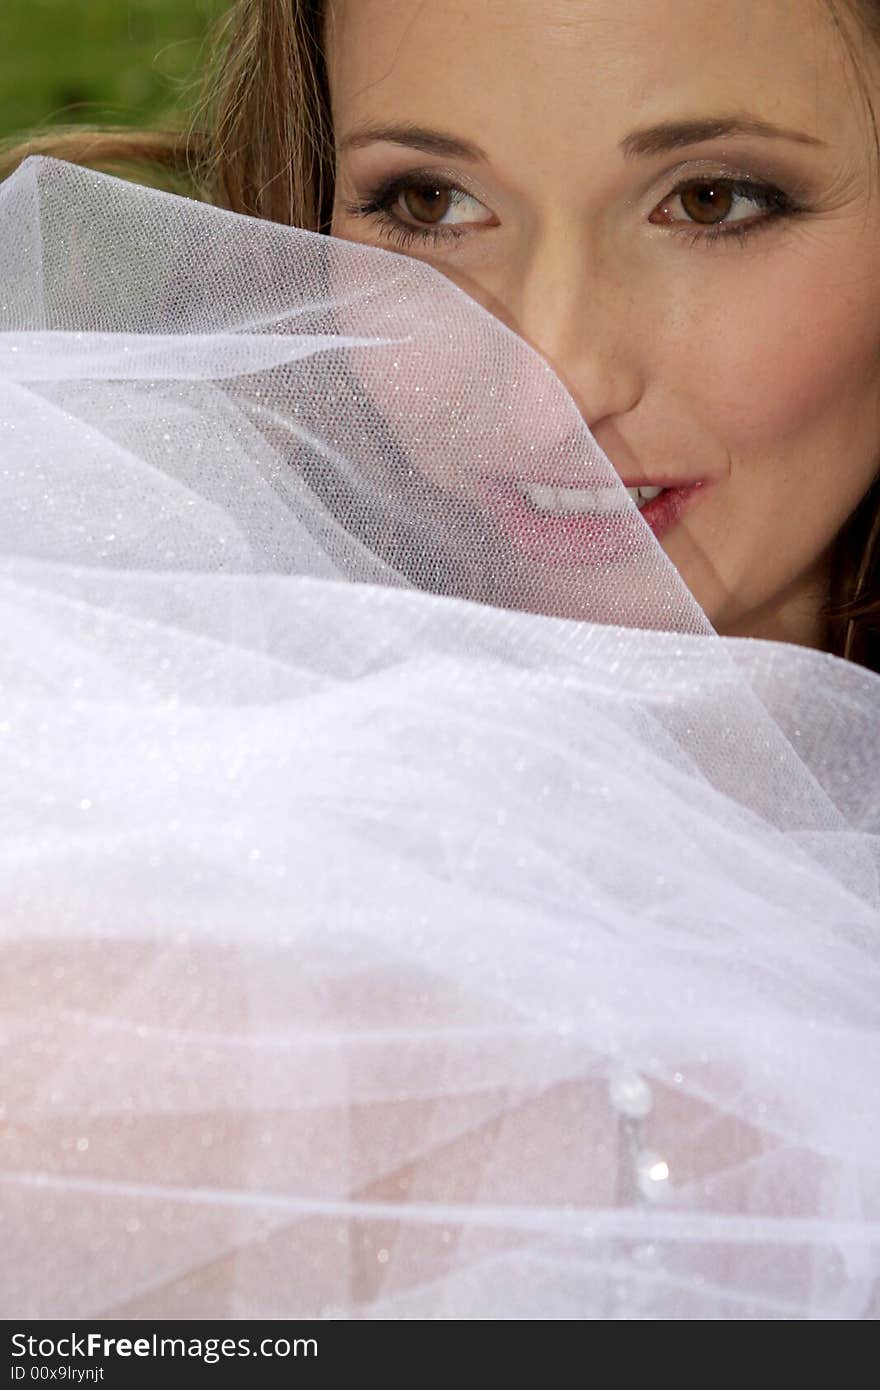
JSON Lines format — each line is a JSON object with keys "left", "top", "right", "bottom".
{"left": 1, "top": 158, "right": 878, "bottom": 1320}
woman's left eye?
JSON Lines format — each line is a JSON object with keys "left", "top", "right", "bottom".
{"left": 649, "top": 177, "right": 796, "bottom": 244}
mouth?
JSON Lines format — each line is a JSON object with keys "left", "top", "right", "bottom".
{"left": 517, "top": 480, "right": 671, "bottom": 514}
{"left": 476, "top": 476, "right": 709, "bottom": 568}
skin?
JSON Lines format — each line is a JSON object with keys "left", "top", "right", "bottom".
{"left": 327, "top": 0, "right": 880, "bottom": 649}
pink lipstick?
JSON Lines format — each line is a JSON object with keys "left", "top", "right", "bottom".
{"left": 476, "top": 477, "right": 708, "bottom": 567}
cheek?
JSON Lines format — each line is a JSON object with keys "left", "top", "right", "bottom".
{"left": 651, "top": 239, "right": 880, "bottom": 631}
{"left": 664, "top": 244, "right": 880, "bottom": 466}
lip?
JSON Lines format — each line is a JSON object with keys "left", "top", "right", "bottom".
{"left": 476, "top": 476, "right": 710, "bottom": 568}
{"left": 500, "top": 473, "right": 701, "bottom": 490}
{"left": 620, "top": 477, "right": 702, "bottom": 490}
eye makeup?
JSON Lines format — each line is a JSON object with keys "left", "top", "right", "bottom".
{"left": 343, "top": 167, "right": 806, "bottom": 251}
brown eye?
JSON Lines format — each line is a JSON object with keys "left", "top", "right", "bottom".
{"left": 679, "top": 182, "right": 734, "bottom": 225}
{"left": 399, "top": 185, "right": 452, "bottom": 225}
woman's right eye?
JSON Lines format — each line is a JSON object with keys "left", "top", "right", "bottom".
{"left": 344, "top": 178, "right": 495, "bottom": 247}
{"left": 391, "top": 182, "right": 493, "bottom": 228}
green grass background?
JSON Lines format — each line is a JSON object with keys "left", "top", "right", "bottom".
{"left": 0, "top": 0, "right": 226, "bottom": 142}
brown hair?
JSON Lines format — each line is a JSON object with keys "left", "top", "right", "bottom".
{"left": 2, "top": 0, "right": 879, "bottom": 672}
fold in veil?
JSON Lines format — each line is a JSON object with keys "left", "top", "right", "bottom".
{"left": 1, "top": 157, "right": 878, "bottom": 1320}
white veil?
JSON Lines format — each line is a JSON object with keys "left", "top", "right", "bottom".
{"left": 1, "top": 157, "right": 878, "bottom": 1320}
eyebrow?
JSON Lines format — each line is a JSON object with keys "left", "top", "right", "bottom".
{"left": 338, "top": 114, "right": 827, "bottom": 165}
{"left": 620, "top": 116, "right": 826, "bottom": 158}
{"left": 338, "top": 123, "right": 489, "bottom": 161}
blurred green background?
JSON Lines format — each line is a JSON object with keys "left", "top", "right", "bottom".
{"left": 0, "top": 0, "right": 226, "bottom": 142}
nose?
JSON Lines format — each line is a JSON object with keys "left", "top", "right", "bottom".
{"left": 472, "top": 229, "right": 644, "bottom": 432}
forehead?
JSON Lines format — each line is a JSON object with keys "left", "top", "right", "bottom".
{"left": 326, "top": 0, "right": 858, "bottom": 152}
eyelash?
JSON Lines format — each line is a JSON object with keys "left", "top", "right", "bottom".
{"left": 344, "top": 174, "right": 802, "bottom": 251}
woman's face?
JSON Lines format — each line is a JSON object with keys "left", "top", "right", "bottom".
{"left": 328, "top": 0, "right": 880, "bottom": 648}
